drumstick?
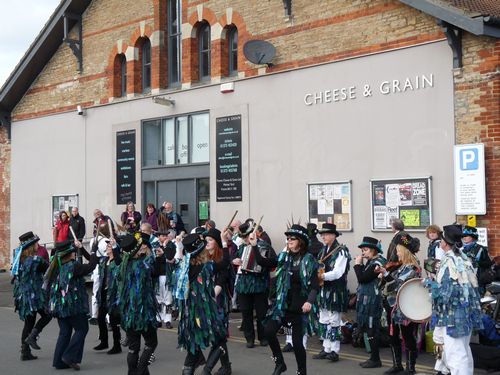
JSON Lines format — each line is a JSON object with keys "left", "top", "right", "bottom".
{"left": 252, "top": 215, "right": 264, "bottom": 234}
{"left": 69, "top": 226, "right": 78, "bottom": 242}
{"left": 107, "top": 219, "right": 114, "bottom": 240}
{"left": 227, "top": 210, "right": 239, "bottom": 229}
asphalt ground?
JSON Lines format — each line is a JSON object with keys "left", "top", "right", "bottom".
{"left": 0, "top": 272, "right": 492, "bottom": 375}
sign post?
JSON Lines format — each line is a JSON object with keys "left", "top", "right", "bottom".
{"left": 454, "top": 144, "right": 486, "bottom": 215}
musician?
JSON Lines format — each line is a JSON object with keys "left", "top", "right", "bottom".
{"left": 254, "top": 224, "right": 318, "bottom": 375}
{"left": 377, "top": 234, "right": 421, "bottom": 375}
{"left": 425, "top": 224, "right": 482, "bottom": 375}
{"left": 12, "top": 232, "right": 51, "bottom": 360}
{"left": 89, "top": 224, "right": 110, "bottom": 326}
{"left": 94, "top": 239, "right": 123, "bottom": 354}
{"left": 233, "top": 222, "right": 276, "bottom": 348}
{"left": 202, "top": 228, "right": 233, "bottom": 375}
{"left": 176, "top": 234, "right": 229, "bottom": 375}
{"left": 313, "top": 223, "right": 350, "bottom": 363}
{"left": 353, "top": 236, "right": 386, "bottom": 369}
{"left": 155, "top": 229, "right": 177, "bottom": 329}
{"left": 461, "top": 225, "right": 492, "bottom": 292}
{"left": 46, "top": 239, "right": 98, "bottom": 370}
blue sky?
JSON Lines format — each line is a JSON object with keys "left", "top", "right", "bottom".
{"left": 0, "top": 0, "right": 60, "bottom": 88}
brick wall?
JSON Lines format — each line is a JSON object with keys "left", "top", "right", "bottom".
{"left": 5, "top": 0, "right": 500, "bottom": 255}
{"left": 455, "top": 35, "right": 500, "bottom": 256}
{"left": 0, "top": 127, "right": 10, "bottom": 269}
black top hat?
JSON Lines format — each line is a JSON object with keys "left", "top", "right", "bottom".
{"left": 317, "top": 223, "right": 341, "bottom": 236}
{"left": 358, "top": 236, "right": 382, "bottom": 253}
{"left": 118, "top": 234, "right": 139, "bottom": 252}
{"left": 462, "top": 225, "right": 479, "bottom": 239}
{"left": 203, "top": 228, "right": 223, "bottom": 249}
{"left": 140, "top": 232, "right": 152, "bottom": 248}
{"left": 18, "top": 231, "right": 40, "bottom": 248}
{"left": 53, "top": 240, "right": 76, "bottom": 255}
{"left": 395, "top": 233, "right": 419, "bottom": 254}
{"left": 284, "top": 224, "right": 310, "bottom": 246}
{"left": 182, "top": 234, "right": 206, "bottom": 256}
{"left": 193, "top": 226, "right": 206, "bottom": 236}
{"left": 442, "top": 224, "right": 463, "bottom": 246}
{"left": 238, "top": 222, "right": 254, "bottom": 238}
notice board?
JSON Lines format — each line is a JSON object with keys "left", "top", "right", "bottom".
{"left": 370, "top": 177, "right": 432, "bottom": 231}
{"left": 52, "top": 194, "right": 79, "bottom": 226}
{"left": 116, "top": 130, "right": 136, "bottom": 204}
{"left": 216, "top": 115, "right": 242, "bottom": 201}
{"left": 308, "top": 181, "right": 352, "bottom": 231}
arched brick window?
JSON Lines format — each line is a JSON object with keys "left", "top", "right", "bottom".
{"left": 198, "top": 22, "right": 211, "bottom": 81}
{"left": 134, "top": 37, "right": 152, "bottom": 94}
{"left": 227, "top": 26, "right": 238, "bottom": 76}
{"left": 112, "top": 53, "right": 127, "bottom": 97}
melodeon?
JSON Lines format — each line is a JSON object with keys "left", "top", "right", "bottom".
{"left": 240, "top": 244, "right": 265, "bottom": 273}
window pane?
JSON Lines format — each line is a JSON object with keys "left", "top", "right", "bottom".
{"left": 143, "top": 181, "right": 155, "bottom": 209}
{"left": 143, "top": 41, "right": 151, "bottom": 91}
{"left": 163, "top": 118, "right": 175, "bottom": 165}
{"left": 168, "top": 0, "right": 181, "bottom": 86}
{"left": 202, "top": 52, "right": 210, "bottom": 78}
{"left": 143, "top": 120, "right": 162, "bottom": 166}
{"left": 190, "top": 113, "right": 209, "bottom": 163}
{"left": 121, "top": 56, "right": 127, "bottom": 96}
{"left": 176, "top": 116, "right": 188, "bottom": 164}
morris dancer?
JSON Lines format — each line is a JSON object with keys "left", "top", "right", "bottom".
{"left": 377, "top": 234, "right": 421, "bottom": 375}
{"left": 12, "top": 232, "right": 52, "bottom": 361}
{"left": 313, "top": 223, "right": 350, "bottom": 362}
{"left": 353, "top": 236, "right": 386, "bottom": 369}
{"left": 176, "top": 234, "right": 229, "bottom": 375}
{"left": 425, "top": 224, "right": 482, "bottom": 375}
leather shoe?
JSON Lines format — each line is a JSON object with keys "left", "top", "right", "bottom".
{"left": 312, "top": 350, "right": 328, "bottom": 359}
{"left": 282, "top": 343, "right": 293, "bottom": 352}
{"left": 260, "top": 339, "right": 268, "bottom": 347}
{"left": 359, "top": 359, "right": 382, "bottom": 368}
{"left": 62, "top": 357, "right": 80, "bottom": 371}
{"left": 326, "top": 351, "right": 339, "bottom": 362}
{"left": 246, "top": 340, "right": 255, "bottom": 348}
{"left": 165, "top": 321, "right": 173, "bottom": 329}
{"left": 93, "top": 342, "right": 108, "bottom": 351}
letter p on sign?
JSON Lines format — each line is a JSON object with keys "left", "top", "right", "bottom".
{"left": 460, "top": 148, "right": 478, "bottom": 170}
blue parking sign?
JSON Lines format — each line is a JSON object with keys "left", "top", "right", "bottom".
{"left": 459, "top": 148, "right": 479, "bottom": 170}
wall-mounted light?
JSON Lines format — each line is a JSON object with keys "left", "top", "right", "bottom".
{"left": 152, "top": 96, "right": 176, "bottom": 106}
{"left": 76, "top": 105, "right": 85, "bottom": 116}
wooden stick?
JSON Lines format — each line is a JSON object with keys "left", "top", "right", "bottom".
{"left": 69, "top": 226, "right": 78, "bottom": 242}
{"left": 227, "top": 210, "right": 239, "bottom": 229}
{"left": 107, "top": 219, "right": 114, "bottom": 240}
{"left": 252, "top": 215, "right": 264, "bottom": 234}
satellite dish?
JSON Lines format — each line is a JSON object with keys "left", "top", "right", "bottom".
{"left": 243, "top": 40, "right": 276, "bottom": 66}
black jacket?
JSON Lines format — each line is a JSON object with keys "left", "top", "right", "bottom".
{"left": 69, "top": 214, "right": 86, "bottom": 241}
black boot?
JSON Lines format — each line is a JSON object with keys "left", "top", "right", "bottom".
{"left": 24, "top": 328, "right": 41, "bottom": 350}
{"left": 405, "top": 350, "right": 417, "bottom": 375}
{"left": 136, "top": 346, "right": 155, "bottom": 375}
{"left": 202, "top": 346, "right": 223, "bottom": 375}
{"left": 360, "top": 336, "right": 382, "bottom": 368}
{"left": 107, "top": 326, "right": 122, "bottom": 354}
{"left": 94, "top": 341, "right": 109, "bottom": 350}
{"left": 215, "top": 343, "right": 232, "bottom": 375}
{"left": 195, "top": 351, "right": 206, "bottom": 369}
{"left": 296, "top": 369, "right": 306, "bottom": 375}
{"left": 127, "top": 350, "right": 139, "bottom": 375}
{"left": 20, "top": 344, "right": 38, "bottom": 361}
{"left": 383, "top": 346, "right": 404, "bottom": 374}
{"left": 271, "top": 355, "right": 287, "bottom": 375}
{"left": 182, "top": 367, "right": 195, "bottom": 375}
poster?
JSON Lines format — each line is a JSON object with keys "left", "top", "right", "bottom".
{"left": 400, "top": 209, "right": 420, "bottom": 227}
{"left": 371, "top": 177, "right": 431, "bottom": 231}
{"left": 216, "top": 115, "right": 242, "bottom": 201}
{"left": 385, "top": 184, "right": 400, "bottom": 207}
{"left": 374, "top": 206, "right": 387, "bottom": 229}
{"left": 374, "top": 186, "right": 385, "bottom": 205}
{"left": 199, "top": 201, "right": 209, "bottom": 220}
{"left": 412, "top": 182, "right": 427, "bottom": 206}
{"left": 399, "top": 183, "right": 412, "bottom": 206}
{"left": 308, "top": 181, "right": 352, "bottom": 231}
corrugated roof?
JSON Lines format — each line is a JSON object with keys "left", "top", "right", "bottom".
{"left": 443, "top": 0, "right": 500, "bottom": 18}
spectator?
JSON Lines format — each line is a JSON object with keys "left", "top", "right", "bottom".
{"left": 34, "top": 237, "right": 50, "bottom": 263}
{"left": 121, "top": 202, "right": 142, "bottom": 234}
{"left": 69, "top": 207, "right": 86, "bottom": 241}
{"left": 142, "top": 203, "right": 159, "bottom": 232}
{"left": 160, "top": 202, "right": 185, "bottom": 235}
{"left": 92, "top": 209, "right": 114, "bottom": 236}
{"left": 53, "top": 211, "right": 70, "bottom": 243}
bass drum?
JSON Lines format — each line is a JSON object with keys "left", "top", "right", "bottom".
{"left": 396, "top": 278, "right": 432, "bottom": 323}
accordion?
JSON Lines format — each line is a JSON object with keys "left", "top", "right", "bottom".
{"left": 241, "top": 245, "right": 265, "bottom": 273}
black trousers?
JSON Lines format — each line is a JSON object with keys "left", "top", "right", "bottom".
{"left": 21, "top": 310, "right": 52, "bottom": 343}
{"left": 127, "top": 328, "right": 158, "bottom": 353}
{"left": 97, "top": 290, "right": 121, "bottom": 345}
{"left": 53, "top": 314, "right": 89, "bottom": 368}
{"left": 390, "top": 322, "right": 417, "bottom": 352}
{"left": 238, "top": 292, "right": 268, "bottom": 342}
{"left": 265, "top": 313, "right": 307, "bottom": 373}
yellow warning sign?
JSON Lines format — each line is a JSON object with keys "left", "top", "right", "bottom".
{"left": 467, "top": 215, "right": 476, "bottom": 227}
